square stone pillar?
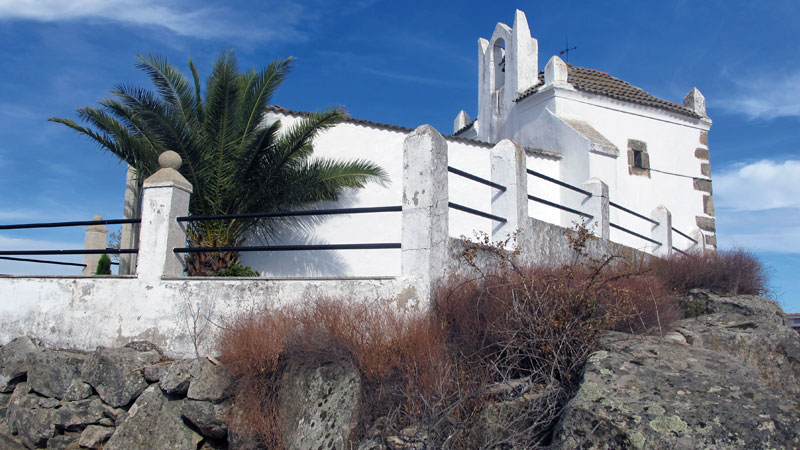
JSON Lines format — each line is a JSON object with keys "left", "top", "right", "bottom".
{"left": 581, "top": 178, "right": 609, "bottom": 240}
{"left": 119, "top": 165, "right": 140, "bottom": 275}
{"left": 401, "top": 125, "right": 449, "bottom": 300}
{"left": 83, "top": 215, "right": 108, "bottom": 275}
{"left": 137, "top": 151, "right": 193, "bottom": 281}
{"left": 651, "top": 206, "right": 673, "bottom": 257}
{"left": 491, "top": 139, "right": 528, "bottom": 246}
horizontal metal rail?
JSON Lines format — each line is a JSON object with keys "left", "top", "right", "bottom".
{"left": 526, "top": 169, "right": 592, "bottom": 196}
{"left": 447, "top": 166, "right": 506, "bottom": 191}
{"left": 672, "top": 247, "right": 689, "bottom": 256}
{"left": 527, "top": 195, "right": 593, "bottom": 219}
{"left": 0, "top": 218, "right": 141, "bottom": 230}
{"left": 671, "top": 227, "right": 698, "bottom": 244}
{"left": 610, "top": 223, "right": 661, "bottom": 246}
{"left": 0, "top": 249, "right": 138, "bottom": 256}
{"left": 448, "top": 202, "right": 507, "bottom": 223}
{"left": 177, "top": 206, "right": 402, "bottom": 223}
{"left": 174, "top": 243, "right": 401, "bottom": 253}
{"left": 609, "top": 201, "right": 659, "bottom": 225}
{"left": 0, "top": 256, "right": 87, "bottom": 268}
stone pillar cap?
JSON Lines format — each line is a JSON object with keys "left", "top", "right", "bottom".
{"left": 143, "top": 150, "right": 193, "bottom": 193}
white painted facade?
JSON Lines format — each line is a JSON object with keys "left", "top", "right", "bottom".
{"left": 458, "top": 9, "right": 714, "bottom": 254}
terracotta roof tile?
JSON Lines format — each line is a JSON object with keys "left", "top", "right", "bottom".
{"left": 517, "top": 65, "right": 701, "bottom": 119}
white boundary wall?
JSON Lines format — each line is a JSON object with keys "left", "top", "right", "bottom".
{"left": 0, "top": 124, "right": 691, "bottom": 357}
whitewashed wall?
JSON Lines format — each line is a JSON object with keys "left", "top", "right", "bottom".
{"left": 238, "top": 111, "right": 511, "bottom": 277}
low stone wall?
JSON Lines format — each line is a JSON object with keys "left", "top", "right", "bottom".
{"left": 0, "top": 276, "right": 418, "bottom": 358}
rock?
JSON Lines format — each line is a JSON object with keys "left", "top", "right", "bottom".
{"left": 6, "top": 384, "right": 56, "bottom": 448}
{"left": 102, "top": 405, "right": 127, "bottom": 425}
{"left": 45, "top": 432, "right": 81, "bottom": 449}
{"left": 683, "top": 290, "right": 787, "bottom": 324}
{"left": 182, "top": 398, "right": 230, "bottom": 439}
{"left": 159, "top": 359, "right": 196, "bottom": 396}
{"left": 0, "top": 417, "right": 26, "bottom": 450}
{"left": 676, "top": 312, "right": 800, "bottom": 395}
{"left": 144, "top": 361, "right": 173, "bottom": 383}
{"left": 0, "top": 337, "right": 38, "bottom": 393}
{"left": 82, "top": 346, "right": 161, "bottom": 407}
{"left": 51, "top": 396, "right": 107, "bottom": 431}
{"left": 279, "top": 359, "right": 362, "bottom": 450}
{"left": 124, "top": 340, "right": 164, "bottom": 356}
{"left": 187, "top": 359, "right": 230, "bottom": 403}
{"left": 104, "top": 385, "right": 202, "bottom": 450}
{"left": 63, "top": 380, "right": 93, "bottom": 401}
{"left": 26, "top": 349, "right": 87, "bottom": 400}
{"left": 551, "top": 332, "right": 800, "bottom": 449}
{"left": 385, "top": 427, "right": 429, "bottom": 450}
{"left": 474, "top": 383, "right": 564, "bottom": 448}
{"left": 78, "top": 425, "right": 114, "bottom": 449}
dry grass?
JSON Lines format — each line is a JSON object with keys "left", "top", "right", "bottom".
{"left": 649, "top": 247, "right": 769, "bottom": 296}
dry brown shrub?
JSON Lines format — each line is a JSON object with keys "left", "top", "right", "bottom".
{"left": 218, "top": 298, "right": 450, "bottom": 448}
{"left": 650, "top": 247, "right": 769, "bottom": 296}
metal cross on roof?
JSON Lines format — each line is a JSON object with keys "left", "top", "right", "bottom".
{"left": 559, "top": 36, "right": 577, "bottom": 62}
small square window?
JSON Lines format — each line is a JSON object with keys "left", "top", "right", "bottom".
{"left": 633, "top": 149, "right": 645, "bottom": 169}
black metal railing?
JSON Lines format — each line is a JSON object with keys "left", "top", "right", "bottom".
{"left": 527, "top": 169, "right": 592, "bottom": 196}
{"left": 448, "top": 202, "right": 506, "bottom": 222}
{"left": 175, "top": 206, "right": 403, "bottom": 254}
{"left": 447, "top": 166, "right": 506, "bottom": 192}
{"left": 0, "top": 217, "right": 140, "bottom": 269}
{"left": 671, "top": 226, "right": 698, "bottom": 244}
{"left": 446, "top": 166, "right": 507, "bottom": 222}
{"left": 527, "top": 195, "right": 592, "bottom": 219}
{"left": 609, "top": 201, "right": 658, "bottom": 225}
{"left": 526, "top": 169, "right": 593, "bottom": 219}
{"left": 609, "top": 223, "right": 661, "bottom": 246}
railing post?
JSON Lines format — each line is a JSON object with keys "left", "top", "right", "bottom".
{"left": 82, "top": 215, "right": 108, "bottom": 276}
{"left": 119, "top": 165, "right": 140, "bottom": 275}
{"left": 491, "top": 139, "right": 528, "bottom": 245}
{"left": 651, "top": 206, "right": 672, "bottom": 257}
{"left": 401, "top": 125, "right": 449, "bottom": 300}
{"left": 136, "top": 151, "right": 193, "bottom": 280}
{"left": 581, "top": 178, "right": 609, "bottom": 239}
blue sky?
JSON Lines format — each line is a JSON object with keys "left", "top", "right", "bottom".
{"left": 0, "top": 1, "right": 798, "bottom": 310}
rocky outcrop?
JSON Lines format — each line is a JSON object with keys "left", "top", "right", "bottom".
{"left": 552, "top": 290, "right": 800, "bottom": 449}
{"left": 0, "top": 341, "right": 230, "bottom": 449}
{"left": 279, "top": 359, "right": 363, "bottom": 450}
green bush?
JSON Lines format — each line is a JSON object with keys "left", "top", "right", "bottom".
{"left": 217, "top": 263, "right": 260, "bottom": 277}
{"left": 95, "top": 254, "right": 112, "bottom": 275}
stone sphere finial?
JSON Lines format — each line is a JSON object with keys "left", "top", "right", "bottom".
{"left": 158, "top": 151, "right": 182, "bottom": 170}
{"left": 92, "top": 215, "right": 103, "bottom": 221}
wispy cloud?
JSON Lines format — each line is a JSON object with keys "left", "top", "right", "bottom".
{"left": 0, "top": 235, "right": 84, "bottom": 275}
{"left": 714, "top": 159, "right": 800, "bottom": 211}
{"left": 362, "top": 67, "right": 471, "bottom": 88}
{"left": 0, "top": 0, "right": 309, "bottom": 43}
{"left": 717, "top": 70, "right": 800, "bottom": 120}
{"left": 717, "top": 209, "right": 800, "bottom": 254}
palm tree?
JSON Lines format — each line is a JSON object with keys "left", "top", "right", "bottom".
{"left": 50, "top": 51, "right": 388, "bottom": 275}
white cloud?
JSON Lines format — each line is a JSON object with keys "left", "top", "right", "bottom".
{"left": 714, "top": 159, "right": 800, "bottom": 211}
{"left": 717, "top": 70, "right": 800, "bottom": 120}
{"left": 0, "top": 0, "right": 309, "bottom": 42}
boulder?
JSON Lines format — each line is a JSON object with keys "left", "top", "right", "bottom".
{"left": 104, "top": 385, "right": 202, "bottom": 450}
{"left": 0, "top": 337, "right": 38, "bottom": 393}
{"left": 0, "top": 415, "right": 26, "bottom": 450}
{"left": 26, "top": 349, "right": 87, "bottom": 400}
{"left": 187, "top": 359, "right": 230, "bottom": 403}
{"left": 159, "top": 359, "right": 196, "bottom": 396}
{"left": 551, "top": 332, "right": 800, "bottom": 449}
{"left": 78, "top": 425, "right": 114, "bottom": 449}
{"left": 682, "top": 289, "right": 787, "bottom": 324}
{"left": 82, "top": 346, "right": 161, "bottom": 407}
{"left": 279, "top": 359, "right": 362, "bottom": 450}
{"left": 676, "top": 312, "right": 800, "bottom": 395}
{"left": 6, "top": 383, "right": 56, "bottom": 448}
{"left": 45, "top": 431, "right": 81, "bottom": 449}
{"left": 182, "top": 398, "right": 230, "bottom": 439}
{"left": 51, "top": 396, "right": 107, "bottom": 431}
{"left": 144, "top": 361, "right": 173, "bottom": 383}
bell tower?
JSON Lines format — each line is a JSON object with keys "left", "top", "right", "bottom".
{"left": 476, "top": 10, "right": 539, "bottom": 143}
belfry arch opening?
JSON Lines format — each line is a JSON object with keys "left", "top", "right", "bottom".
{"left": 493, "top": 38, "right": 506, "bottom": 90}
